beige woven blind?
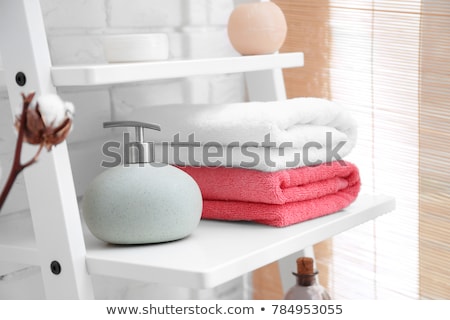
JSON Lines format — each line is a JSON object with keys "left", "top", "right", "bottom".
{"left": 418, "top": 1, "right": 450, "bottom": 299}
{"left": 275, "top": 0, "right": 450, "bottom": 299}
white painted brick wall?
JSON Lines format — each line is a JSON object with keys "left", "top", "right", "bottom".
{"left": 60, "top": 89, "right": 112, "bottom": 143}
{"left": 183, "top": 27, "right": 237, "bottom": 59}
{"left": 41, "top": 0, "right": 107, "bottom": 29}
{"left": 111, "top": 80, "right": 187, "bottom": 120}
{"left": 108, "top": 0, "right": 183, "bottom": 28}
{"left": 48, "top": 35, "right": 106, "bottom": 65}
{"left": 186, "top": 0, "right": 209, "bottom": 25}
{"left": 209, "top": 0, "right": 235, "bottom": 25}
{"left": 185, "top": 0, "right": 234, "bottom": 26}
{"left": 0, "top": 0, "right": 249, "bottom": 299}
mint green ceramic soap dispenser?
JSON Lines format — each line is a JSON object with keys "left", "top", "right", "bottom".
{"left": 82, "top": 121, "right": 203, "bottom": 244}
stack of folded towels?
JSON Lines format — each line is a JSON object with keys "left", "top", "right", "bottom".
{"left": 128, "top": 97, "right": 361, "bottom": 227}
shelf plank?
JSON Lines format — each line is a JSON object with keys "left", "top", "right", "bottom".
{"left": 84, "top": 194, "right": 395, "bottom": 289}
{"left": 50, "top": 52, "right": 304, "bottom": 87}
{"left": 0, "top": 194, "right": 395, "bottom": 289}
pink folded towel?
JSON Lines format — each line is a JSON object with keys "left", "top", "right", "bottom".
{"left": 180, "top": 161, "right": 360, "bottom": 227}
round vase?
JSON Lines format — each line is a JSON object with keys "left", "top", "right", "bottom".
{"left": 227, "top": 2, "right": 287, "bottom": 55}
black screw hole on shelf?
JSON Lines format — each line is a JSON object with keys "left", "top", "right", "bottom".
{"left": 50, "top": 261, "right": 62, "bottom": 275}
{"left": 15, "top": 72, "right": 27, "bottom": 86}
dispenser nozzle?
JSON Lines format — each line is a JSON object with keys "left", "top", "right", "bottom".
{"left": 103, "top": 121, "right": 161, "bottom": 164}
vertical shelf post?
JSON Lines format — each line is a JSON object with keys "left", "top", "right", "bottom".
{"left": 245, "top": 68, "right": 287, "bottom": 101}
{"left": 0, "top": 0, "right": 94, "bottom": 299}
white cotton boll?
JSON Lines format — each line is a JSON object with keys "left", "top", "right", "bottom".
{"left": 64, "top": 101, "right": 75, "bottom": 119}
{"left": 64, "top": 101, "right": 75, "bottom": 133}
{"left": 37, "top": 94, "right": 67, "bottom": 127}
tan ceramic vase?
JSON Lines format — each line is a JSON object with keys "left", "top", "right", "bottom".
{"left": 227, "top": 2, "right": 287, "bottom": 55}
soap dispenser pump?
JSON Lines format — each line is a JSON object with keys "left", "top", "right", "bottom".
{"left": 82, "top": 121, "right": 203, "bottom": 244}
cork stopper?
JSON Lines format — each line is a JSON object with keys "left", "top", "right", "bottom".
{"left": 296, "top": 257, "right": 315, "bottom": 275}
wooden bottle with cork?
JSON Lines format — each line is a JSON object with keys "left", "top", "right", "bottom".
{"left": 284, "top": 257, "right": 331, "bottom": 300}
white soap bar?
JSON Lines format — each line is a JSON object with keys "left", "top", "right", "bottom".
{"left": 102, "top": 33, "right": 169, "bottom": 63}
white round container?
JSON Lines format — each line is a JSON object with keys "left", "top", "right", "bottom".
{"left": 102, "top": 33, "right": 169, "bottom": 63}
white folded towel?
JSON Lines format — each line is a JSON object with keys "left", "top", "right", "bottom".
{"left": 126, "top": 97, "right": 357, "bottom": 171}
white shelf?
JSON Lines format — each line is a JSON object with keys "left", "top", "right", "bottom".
{"left": 50, "top": 52, "right": 304, "bottom": 87}
{"left": 0, "top": 194, "right": 395, "bottom": 289}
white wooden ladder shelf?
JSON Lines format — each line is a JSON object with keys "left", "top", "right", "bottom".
{"left": 0, "top": 0, "right": 395, "bottom": 299}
